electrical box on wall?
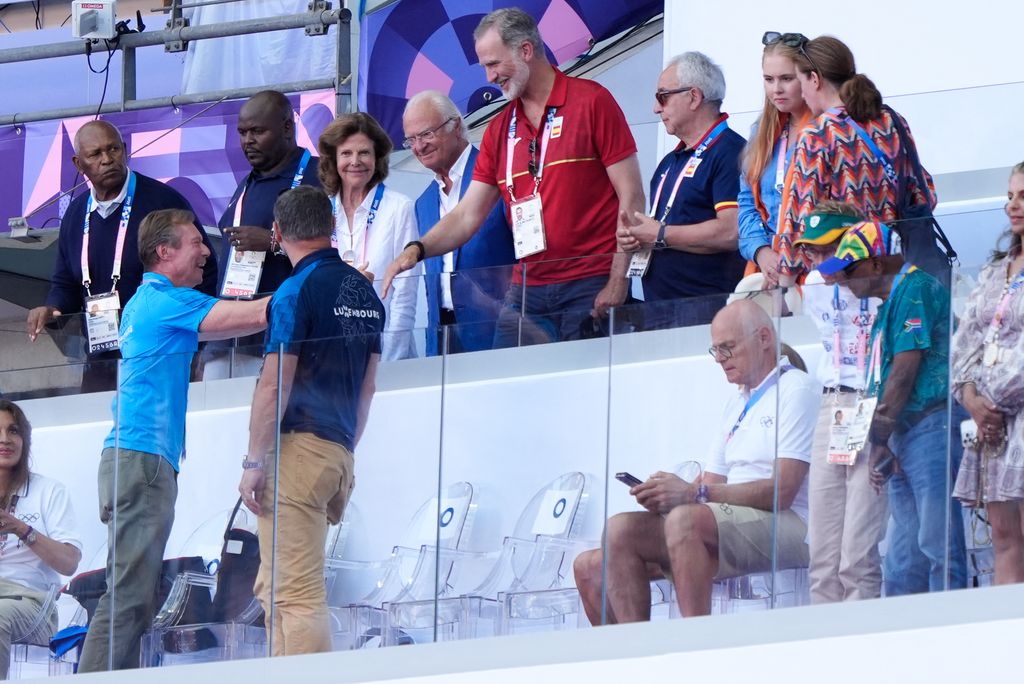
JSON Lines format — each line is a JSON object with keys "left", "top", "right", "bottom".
{"left": 71, "top": 0, "right": 118, "bottom": 40}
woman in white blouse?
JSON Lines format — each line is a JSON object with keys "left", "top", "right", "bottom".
{"left": 318, "top": 112, "right": 421, "bottom": 361}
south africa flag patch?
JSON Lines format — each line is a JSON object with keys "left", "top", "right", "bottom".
{"left": 903, "top": 318, "right": 922, "bottom": 332}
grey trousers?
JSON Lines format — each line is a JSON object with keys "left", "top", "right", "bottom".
{"left": 78, "top": 448, "right": 177, "bottom": 672}
{"left": 0, "top": 579, "right": 55, "bottom": 679}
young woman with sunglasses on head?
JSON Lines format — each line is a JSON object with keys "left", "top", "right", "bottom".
{"left": 776, "top": 35, "right": 936, "bottom": 283}
{"left": 0, "top": 400, "right": 81, "bottom": 678}
{"left": 737, "top": 32, "right": 812, "bottom": 286}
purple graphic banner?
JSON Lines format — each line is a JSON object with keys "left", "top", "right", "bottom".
{"left": 358, "top": 0, "right": 662, "bottom": 145}
{"left": 1, "top": 90, "right": 336, "bottom": 231}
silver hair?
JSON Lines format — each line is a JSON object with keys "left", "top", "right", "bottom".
{"left": 404, "top": 90, "right": 467, "bottom": 142}
{"left": 473, "top": 7, "right": 542, "bottom": 53}
{"left": 667, "top": 51, "right": 726, "bottom": 105}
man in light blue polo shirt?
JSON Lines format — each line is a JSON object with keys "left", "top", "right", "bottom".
{"left": 79, "top": 209, "right": 269, "bottom": 673}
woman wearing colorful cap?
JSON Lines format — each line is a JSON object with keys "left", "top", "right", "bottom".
{"left": 737, "top": 32, "right": 812, "bottom": 286}
{"left": 775, "top": 35, "right": 936, "bottom": 284}
{"left": 793, "top": 202, "right": 884, "bottom": 603}
{"left": 951, "top": 162, "right": 1024, "bottom": 584}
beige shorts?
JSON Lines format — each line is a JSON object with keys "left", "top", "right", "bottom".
{"left": 705, "top": 503, "right": 809, "bottom": 580}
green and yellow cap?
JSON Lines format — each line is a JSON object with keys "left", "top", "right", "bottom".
{"left": 794, "top": 212, "right": 861, "bottom": 246}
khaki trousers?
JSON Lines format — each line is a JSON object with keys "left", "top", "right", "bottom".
{"left": 808, "top": 392, "right": 889, "bottom": 603}
{"left": 255, "top": 432, "right": 354, "bottom": 657}
{"left": 0, "top": 579, "right": 55, "bottom": 679}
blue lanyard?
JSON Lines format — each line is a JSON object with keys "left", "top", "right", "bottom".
{"left": 865, "top": 263, "right": 917, "bottom": 390}
{"left": 692, "top": 118, "right": 729, "bottom": 159}
{"left": 290, "top": 149, "right": 311, "bottom": 189}
{"left": 331, "top": 183, "right": 386, "bottom": 262}
{"left": 888, "top": 262, "right": 916, "bottom": 301}
{"left": 726, "top": 365, "right": 791, "bottom": 442}
{"left": 831, "top": 106, "right": 899, "bottom": 182}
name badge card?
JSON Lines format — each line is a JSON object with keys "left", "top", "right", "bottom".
{"left": 85, "top": 292, "right": 121, "bottom": 354}
{"left": 221, "top": 247, "right": 266, "bottom": 299}
{"left": 627, "top": 249, "right": 652, "bottom": 278}
{"left": 826, "top": 408, "right": 855, "bottom": 466}
{"left": 510, "top": 195, "right": 546, "bottom": 260}
{"left": 845, "top": 396, "right": 878, "bottom": 456}
{"left": 682, "top": 157, "right": 703, "bottom": 178}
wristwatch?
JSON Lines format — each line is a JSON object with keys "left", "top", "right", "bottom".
{"left": 19, "top": 525, "right": 38, "bottom": 547}
{"left": 241, "top": 457, "right": 264, "bottom": 470}
{"left": 653, "top": 221, "right": 667, "bottom": 249}
{"left": 695, "top": 484, "right": 710, "bottom": 504}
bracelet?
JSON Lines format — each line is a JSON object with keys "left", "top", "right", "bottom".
{"left": 405, "top": 240, "right": 426, "bottom": 263}
{"left": 241, "top": 459, "right": 264, "bottom": 470}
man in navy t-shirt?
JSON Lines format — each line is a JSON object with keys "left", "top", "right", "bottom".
{"left": 238, "top": 185, "right": 384, "bottom": 656}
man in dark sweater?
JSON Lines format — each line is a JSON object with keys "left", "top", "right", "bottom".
{"left": 25, "top": 120, "right": 218, "bottom": 392}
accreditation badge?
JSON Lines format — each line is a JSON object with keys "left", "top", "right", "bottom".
{"left": 221, "top": 246, "right": 266, "bottom": 299}
{"left": 85, "top": 292, "right": 121, "bottom": 354}
{"left": 845, "top": 396, "right": 878, "bottom": 458}
{"left": 510, "top": 195, "right": 547, "bottom": 260}
{"left": 826, "top": 407, "right": 855, "bottom": 466}
{"left": 627, "top": 249, "right": 652, "bottom": 278}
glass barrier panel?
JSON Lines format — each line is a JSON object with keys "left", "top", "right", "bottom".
{"left": 430, "top": 256, "right": 611, "bottom": 645}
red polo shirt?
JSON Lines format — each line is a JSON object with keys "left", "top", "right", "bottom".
{"left": 473, "top": 68, "right": 637, "bottom": 285}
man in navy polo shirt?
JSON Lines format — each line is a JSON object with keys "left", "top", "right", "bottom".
{"left": 79, "top": 209, "right": 268, "bottom": 672}
{"left": 617, "top": 51, "right": 746, "bottom": 328}
{"left": 238, "top": 185, "right": 384, "bottom": 656}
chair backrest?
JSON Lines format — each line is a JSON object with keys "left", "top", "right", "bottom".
{"left": 176, "top": 507, "right": 235, "bottom": 572}
{"left": 400, "top": 481, "right": 476, "bottom": 550}
{"left": 325, "top": 501, "right": 362, "bottom": 563}
{"left": 513, "top": 472, "right": 587, "bottom": 540}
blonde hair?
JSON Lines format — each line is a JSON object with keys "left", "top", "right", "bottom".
{"left": 742, "top": 41, "right": 803, "bottom": 189}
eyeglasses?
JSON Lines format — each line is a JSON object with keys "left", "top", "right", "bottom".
{"left": 708, "top": 331, "right": 759, "bottom": 360}
{"left": 762, "top": 31, "right": 821, "bottom": 76}
{"left": 798, "top": 243, "right": 836, "bottom": 259}
{"left": 655, "top": 86, "right": 693, "bottom": 107}
{"left": 401, "top": 117, "right": 455, "bottom": 149}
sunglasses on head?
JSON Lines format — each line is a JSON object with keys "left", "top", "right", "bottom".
{"left": 762, "top": 31, "right": 821, "bottom": 75}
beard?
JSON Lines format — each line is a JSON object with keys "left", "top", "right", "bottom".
{"left": 502, "top": 54, "right": 531, "bottom": 100}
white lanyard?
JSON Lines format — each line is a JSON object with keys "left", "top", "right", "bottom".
{"left": 505, "top": 106, "right": 556, "bottom": 203}
{"left": 832, "top": 286, "right": 871, "bottom": 385}
{"left": 82, "top": 171, "right": 136, "bottom": 296}
{"left": 983, "top": 268, "right": 1024, "bottom": 347}
{"left": 331, "top": 183, "right": 385, "bottom": 263}
{"left": 774, "top": 125, "right": 789, "bottom": 191}
{"left": 232, "top": 149, "right": 311, "bottom": 227}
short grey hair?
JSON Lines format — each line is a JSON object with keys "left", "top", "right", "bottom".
{"left": 404, "top": 90, "right": 467, "bottom": 142}
{"left": 138, "top": 209, "right": 193, "bottom": 269}
{"left": 273, "top": 186, "right": 333, "bottom": 242}
{"left": 667, "top": 51, "right": 726, "bottom": 105}
{"left": 473, "top": 7, "right": 542, "bottom": 53}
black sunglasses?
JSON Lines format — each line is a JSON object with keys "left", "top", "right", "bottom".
{"left": 762, "top": 31, "right": 821, "bottom": 75}
{"left": 655, "top": 86, "right": 693, "bottom": 107}
{"left": 528, "top": 138, "right": 538, "bottom": 177}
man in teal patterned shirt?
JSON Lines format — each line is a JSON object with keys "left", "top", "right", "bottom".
{"left": 818, "top": 221, "right": 966, "bottom": 595}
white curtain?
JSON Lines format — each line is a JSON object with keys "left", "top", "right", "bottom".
{"left": 181, "top": 0, "right": 338, "bottom": 94}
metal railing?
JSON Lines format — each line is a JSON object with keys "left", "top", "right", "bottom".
{"left": 0, "top": 1, "right": 353, "bottom": 125}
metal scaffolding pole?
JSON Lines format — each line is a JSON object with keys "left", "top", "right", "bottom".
{"left": 0, "top": 6, "right": 353, "bottom": 125}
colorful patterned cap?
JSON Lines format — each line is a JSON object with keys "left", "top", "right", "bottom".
{"left": 794, "top": 212, "right": 861, "bottom": 245}
{"left": 817, "top": 221, "right": 897, "bottom": 276}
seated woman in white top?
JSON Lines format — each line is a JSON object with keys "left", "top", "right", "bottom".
{"left": 0, "top": 399, "right": 82, "bottom": 679}
{"left": 319, "top": 112, "right": 421, "bottom": 361}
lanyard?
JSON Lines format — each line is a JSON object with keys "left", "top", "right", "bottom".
{"left": 831, "top": 286, "right": 871, "bottom": 383}
{"left": 232, "top": 149, "right": 311, "bottom": 227}
{"left": 505, "top": 106, "right": 556, "bottom": 203}
{"left": 983, "top": 267, "right": 1024, "bottom": 346}
{"left": 836, "top": 107, "right": 899, "bottom": 183}
{"left": 649, "top": 119, "right": 730, "bottom": 223}
{"left": 331, "top": 183, "right": 385, "bottom": 263}
{"left": 865, "top": 263, "right": 917, "bottom": 391}
{"left": 726, "top": 365, "right": 791, "bottom": 442}
{"left": 82, "top": 171, "right": 136, "bottom": 296}
{"left": 774, "top": 125, "right": 790, "bottom": 191}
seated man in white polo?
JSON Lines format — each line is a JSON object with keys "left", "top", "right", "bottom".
{"left": 574, "top": 299, "right": 820, "bottom": 622}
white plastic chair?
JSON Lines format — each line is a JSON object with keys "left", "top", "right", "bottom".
{"left": 327, "top": 482, "right": 477, "bottom": 650}
{"left": 8, "top": 584, "right": 75, "bottom": 679}
{"left": 381, "top": 472, "right": 591, "bottom": 645}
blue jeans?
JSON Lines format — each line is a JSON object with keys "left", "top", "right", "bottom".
{"left": 493, "top": 275, "right": 606, "bottom": 348}
{"left": 883, "top": 405, "right": 967, "bottom": 595}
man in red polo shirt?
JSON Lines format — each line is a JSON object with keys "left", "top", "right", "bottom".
{"left": 383, "top": 6, "right": 644, "bottom": 347}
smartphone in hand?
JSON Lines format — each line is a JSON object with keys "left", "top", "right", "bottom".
{"left": 872, "top": 453, "right": 897, "bottom": 484}
{"left": 615, "top": 472, "right": 643, "bottom": 487}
